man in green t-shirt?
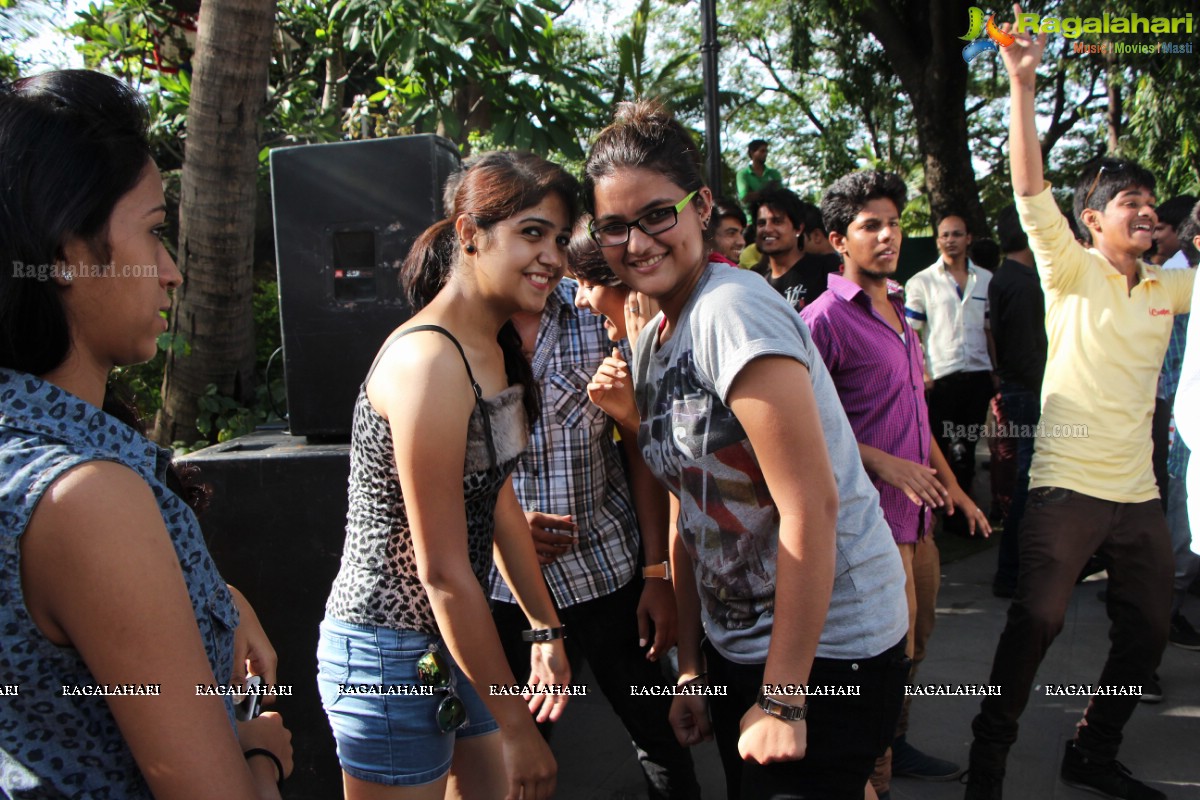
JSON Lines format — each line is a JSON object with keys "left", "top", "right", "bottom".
{"left": 735, "top": 138, "right": 784, "bottom": 202}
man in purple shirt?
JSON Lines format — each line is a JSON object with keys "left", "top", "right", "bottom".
{"left": 802, "top": 171, "right": 991, "bottom": 799}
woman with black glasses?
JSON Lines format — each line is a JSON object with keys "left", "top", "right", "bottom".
{"left": 582, "top": 100, "right": 910, "bottom": 800}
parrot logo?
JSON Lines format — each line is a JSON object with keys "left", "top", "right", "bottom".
{"left": 962, "top": 7, "right": 1016, "bottom": 62}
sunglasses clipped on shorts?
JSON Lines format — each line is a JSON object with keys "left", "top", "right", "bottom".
{"left": 417, "top": 644, "right": 468, "bottom": 733}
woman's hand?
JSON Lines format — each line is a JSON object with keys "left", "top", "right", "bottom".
{"left": 500, "top": 724, "right": 558, "bottom": 800}
{"left": 737, "top": 704, "right": 807, "bottom": 764}
{"left": 525, "top": 640, "right": 571, "bottom": 723}
{"left": 623, "top": 291, "right": 660, "bottom": 348}
{"left": 228, "top": 585, "right": 278, "bottom": 702}
{"left": 238, "top": 712, "right": 294, "bottom": 796}
{"left": 588, "top": 349, "right": 639, "bottom": 431}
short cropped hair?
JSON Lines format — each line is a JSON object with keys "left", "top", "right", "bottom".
{"left": 820, "top": 171, "right": 908, "bottom": 237}
{"left": 1072, "top": 157, "right": 1156, "bottom": 245}
{"left": 996, "top": 204, "right": 1028, "bottom": 254}
{"left": 800, "top": 201, "right": 826, "bottom": 237}
{"left": 747, "top": 139, "right": 768, "bottom": 156}
{"left": 713, "top": 199, "right": 746, "bottom": 228}
{"left": 970, "top": 238, "right": 1000, "bottom": 270}
{"left": 1155, "top": 194, "right": 1199, "bottom": 230}
{"left": 755, "top": 185, "right": 806, "bottom": 231}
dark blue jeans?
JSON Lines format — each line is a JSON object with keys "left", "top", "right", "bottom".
{"left": 493, "top": 577, "right": 700, "bottom": 800}
{"left": 994, "top": 383, "right": 1040, "bottom": 593}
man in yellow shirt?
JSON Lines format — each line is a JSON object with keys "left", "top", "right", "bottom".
{"left": 963, "top": 19, "right": 1194, "bottom": 800}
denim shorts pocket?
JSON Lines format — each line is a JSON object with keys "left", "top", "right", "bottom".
{"left": 1029, "top": 486, "right": 1073, "bottom": 508}
{"left": 316, "top": 626, "right": 351, "bottom": 710}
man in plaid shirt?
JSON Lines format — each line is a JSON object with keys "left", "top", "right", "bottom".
{"left": 489, "top": 278, "right": 699, "bottom": 799}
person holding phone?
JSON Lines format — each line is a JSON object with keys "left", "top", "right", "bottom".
{"left": 0, "top": 70, "right": 293, "bottom": 798}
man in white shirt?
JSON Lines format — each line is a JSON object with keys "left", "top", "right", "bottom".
{"left": 905, "top": 215, "right": 994, "bottom": 523}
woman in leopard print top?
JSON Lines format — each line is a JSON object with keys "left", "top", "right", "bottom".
{"left": 318, "top": 151, "right": 578, "bottom": 799}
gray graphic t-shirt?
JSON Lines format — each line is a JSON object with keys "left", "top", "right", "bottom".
{"left": 633, "top": 262, "right": 907, "bottom": 663}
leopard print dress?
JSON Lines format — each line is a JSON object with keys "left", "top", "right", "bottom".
{"left": 324, "top": 326, "right": 528, "bottom": 633}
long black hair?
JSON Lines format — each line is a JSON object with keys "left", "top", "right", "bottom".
{"left": 0, "top": 70, "right": 207, "bottom": 512}
{"left": 401, "top": 150, "right": 580, "bottom": 425}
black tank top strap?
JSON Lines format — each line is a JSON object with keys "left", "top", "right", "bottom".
{"left": 367, "top": 324, "right": 498, "bottom": 468}
{"left": 365, "top": 324, "right": 484, "bottom": 401}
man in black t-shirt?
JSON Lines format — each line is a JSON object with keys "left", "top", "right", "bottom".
{"left": 751, "top": 186, "right": 840, "bottom": 311}
{"left": 987, "top": 204, "right": 1046, "bottom": 598}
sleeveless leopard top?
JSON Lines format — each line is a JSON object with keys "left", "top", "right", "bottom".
{"left": 325, "top": 326, "right": 528, "bottom": 633}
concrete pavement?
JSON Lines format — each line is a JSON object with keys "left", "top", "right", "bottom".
{"left": 548, "top": 540, "right": 1200, "bottom": 799}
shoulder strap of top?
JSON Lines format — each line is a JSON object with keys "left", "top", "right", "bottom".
{"left": 365, "top": 324, "right": 483, "bottom": 401}
{"left": 365, "top": 324, "right": 499, "bottom": 468}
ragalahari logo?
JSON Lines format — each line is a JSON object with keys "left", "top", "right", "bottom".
{"left": 961, "top": 7, "right": 1015, "bottom": 62}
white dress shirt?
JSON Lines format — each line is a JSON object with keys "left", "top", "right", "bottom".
{"left": 904, "top": 259, "right": 993, "bottom": 379}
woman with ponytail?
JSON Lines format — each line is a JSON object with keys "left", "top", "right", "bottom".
{"left": 582, "top": 100, "right": 910, "bottom": 800}
{"left": 319, "top": 151, "right": 577, "bottom": 799}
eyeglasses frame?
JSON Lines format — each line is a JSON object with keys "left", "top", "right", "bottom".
{"left": 590, "top": 190, "right": 700, "bottom": 248}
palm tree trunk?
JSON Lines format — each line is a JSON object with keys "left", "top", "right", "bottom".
{"left": 154, "top": 0, "right": 275, "bottom": 446}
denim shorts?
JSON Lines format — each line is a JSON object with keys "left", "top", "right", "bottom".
{"left": 317, "top": 616, "right": 499, "bottom": 786}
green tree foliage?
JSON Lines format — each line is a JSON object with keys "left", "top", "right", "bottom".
{"left": 332, "top": 0, "right": 606, "bottom": 157}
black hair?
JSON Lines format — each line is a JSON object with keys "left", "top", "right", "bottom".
{"left": 969, "top": 238, "right": 1000, "bottom": 270}
{"left": 800, "top": 201, "right": 826, "bottom": 237}
{"left": 1178, "top": 199, "right": 1200, "bottom": 266}
{"left": 713, "top": 199, "right": 746, "bottom": 228}
{"left": 402, "top": 150, "right": 580, "bottom": 426}
{"left": 1072, "top": 157, "right": 1157, "bottom": 245}
{"left": 0, "top": 70, "right": 209, "bottom": 513}
{"left": 996, "top": 204, "right": 1028, "bottom": 254}
{"left": 747, "top": 139, "right": 768, "bottom": 156}
{"left": 0, "top": 69, "right": 151, "bottom": 375}
{"left": 1155, "top": 194, "right": 1198, "bottom": 230}
{"left": 936, "top": 214, "right": 971, "bottom": 235}
{"left": 1066, "top": 213, "right": 1085, "bottom": 243}
{"left": 567, "top": 214, "right": 622, "bottom": 287}
{"left": 583, "top": 99, "right": 713, "bottom": 244}
{"left": 819, "top": 171, "right": 908, "bottom": 237}
{"left": 754, "top": 186, "right": 806, "bottom": 232}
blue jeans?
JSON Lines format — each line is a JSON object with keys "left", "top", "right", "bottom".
{"left": 994, "top": 384, "right": 1040, "bottom": 592}
{"left": 1168, "top": 476, "right": 1200, "bottom": 617}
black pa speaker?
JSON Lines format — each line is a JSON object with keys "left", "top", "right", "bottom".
{"left": 271, "top": 135, "right": 461, "bottom": 439}
{"left": 181, "top": 430, "right": 351, "bottom": 797}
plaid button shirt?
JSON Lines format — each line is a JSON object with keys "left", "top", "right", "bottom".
{"left": 488, "top": 280, "right": 639, "bottom": 607}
